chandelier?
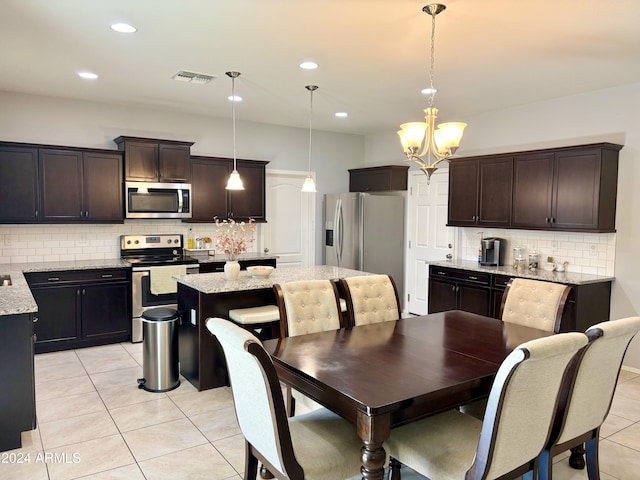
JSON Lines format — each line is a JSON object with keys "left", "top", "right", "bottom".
{"left": 225, "top": 71, "right": 244, "bottom": 190}
{"left": 398, "top": 4, "right": 466, "bottom": 181}
{"left": 301, "top": 85, "right": 318, "bottom": 193}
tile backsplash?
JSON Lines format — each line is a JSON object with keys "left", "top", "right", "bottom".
{"left": 0, "top": 221, "right": 260, "bottom": 264}
{"left": 458, "top": 228, "right": 615, "bottom": 276}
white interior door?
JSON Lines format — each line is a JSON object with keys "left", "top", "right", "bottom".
{"left": 406, "top": 169, "right": 454, "bottom": 314}
{"left": 262, "top": 170, "right": 314, "bottom": 267}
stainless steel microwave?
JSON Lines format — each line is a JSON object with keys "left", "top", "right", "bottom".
{"left": 125, "top": 181, "right": 192, "bottom": 219}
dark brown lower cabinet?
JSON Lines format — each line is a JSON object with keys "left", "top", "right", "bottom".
{"left": 198, "top": 258, "right": 277, "bottom": 274}
{"left": 0, "top": 313, "right": 36, "bottom": 452}
{"left": 429, "top": 265, "right": 612, "bottom": 332}
{"left": 26, "top": 269, "right": 131, "bottom": 353}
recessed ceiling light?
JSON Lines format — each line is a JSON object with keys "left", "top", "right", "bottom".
{"left": 335, "top": 112, "right": 348, "bottom": 118}
{"left": 228, "top": 95, "right": 242, "bottom": 102}
{"left": 110, "top": 22, "right": 137, "bottom": 33}
{"left": 78, "top": 71, "right": 98, "bottom": 80}
{"left": 299, "top": 61, "right": 318, "bottom": 70}
{"left": 421, "top": 87, "right": 437, "bottom": 95}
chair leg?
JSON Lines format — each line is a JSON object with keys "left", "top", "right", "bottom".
{"left": 585, "top": 437, "right": 600, "bottom": 480}
{"left": 244, "top": 443, "right": 259, "bottom": 480}
{"left": 260, "top": 464, "right": 275, "bottom": 479}
{"left": 388, "top": 457, "right": 402, "bottom": 480}
{"left": 569, "top": 444, "right": 586, "bottom": 469}
{"left": 537, "top": 450, "right": 552, "bottom": 480}
{"left": 284, "top": 385, "right": 296, "bottom": 417}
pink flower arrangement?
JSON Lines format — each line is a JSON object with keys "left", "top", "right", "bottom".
{"left": 213, "top": 218, "right": 256, "bottom": 261}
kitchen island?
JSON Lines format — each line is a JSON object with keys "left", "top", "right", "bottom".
{"left": 175, "top": 265, "right": 371, "bottom": 390}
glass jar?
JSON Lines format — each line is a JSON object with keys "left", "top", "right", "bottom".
{"left": 528, "top": 253, "right": 539, "bottom": 270}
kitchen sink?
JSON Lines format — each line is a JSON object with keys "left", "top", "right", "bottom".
{"left": 0, "top": 274, "right": 12, "bottom": 286}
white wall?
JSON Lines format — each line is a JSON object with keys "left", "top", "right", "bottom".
{"left": 366, "top": 82, "right": 640, "bottom": 369}
{"left": 0, "top": 91, "right": 366, "bottom": 264}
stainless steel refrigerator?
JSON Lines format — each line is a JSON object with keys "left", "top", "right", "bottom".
{"left": 324, "top": 192, "right": 405, "bottom": 301}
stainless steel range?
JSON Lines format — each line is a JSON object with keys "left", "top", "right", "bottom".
{"left": 120, "top": 234, "right": 199, "bottom": 342}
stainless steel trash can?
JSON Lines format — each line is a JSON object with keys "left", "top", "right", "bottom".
{"left": 137, "top": 307, "right": 180, "bottom": 392}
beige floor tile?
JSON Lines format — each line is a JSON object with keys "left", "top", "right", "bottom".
{"left": 189, "top": 405, "right": 241, "bottom": 443}
{"left": 34, "top": 350, "right": 81, "bottom": 369}
{"left": 6, "top": 428, "right": 44, "bottom": 455}
{"left": 97, "top": 383, "right": 166, "bottom": 409}
{"left": 90, "top": 366, "right": 142, "bottom": 392}
{"left": 618, "top": 368, "right": 640, "bottom": 383}
{"left": 138, "top": 443, "right": 237, "bottom": 480}
{"left": 119, "top": 342, "right": 143, "bottom": 366}
{"left": 39, "top": 411, "right": 119, "bottom": 450}
{"left": 606, "top": 422, "right": 640, "bottom": 450}
{"left": 550, "top": 457, "right": 617, "bottom": 480}
{"left": 599, "top": 438, "right": 640, "bottom": 480}
{"left": 170, "top": 387, "right": 234, "bottom": 417}
{"left": 75, "top": 344, "right": 129, "bottom": 358}
{"left": 609, "top": 393, "right": 640, "bottom": 422}
{"left": 615, "top": 378, "right": 640, "bottom": 400}
{"left": 0, "top": 450, "right": 49, "bottom": 480}
{"left": 35, "top": 360, "right": 87, "bottom": 385}
{"left": 122, "top": 418, "right": 208, "bottom": 462}
{"left": 45, "top": 434, "right": 135, "bottom": 480}
{"left": 600, "top": 412, "right": 636, "bottom": 438}
{"left": 109, "top": 397, "right": 185, "bottom": 432}
{"left": 212, "top": 434, "right": 245, "bottom": 474}
{"left": 36, "top": 390, "right": 106, "bottom": 423}
{"left": 35, "top": 374, "right": 96, "bottom": 401}
{"left": 75, "top": 463, "right": 146, "bottom": 479}
{"left": 79, "top": 354, "right": 139, "bottom": 375}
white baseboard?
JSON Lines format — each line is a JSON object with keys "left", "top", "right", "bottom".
{"left": 621, "top": 365, "right": 640, "bottom": 375}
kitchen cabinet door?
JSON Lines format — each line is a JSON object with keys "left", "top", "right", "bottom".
{"left": 190, "top": 157, "right": 229, "bottom": 221}
{"left": 122, "top": 140, "right": 158, "bottom": 181}
{"left": 82, "top": 151, "right": 123, "bottom": 222}
{"left": 228, "top": 160, "right": 267, "bottom": 221}
{"left": 0, "top": 145, "right": 39, "bottom": 223}
{"left": 39, "top": 149, "right": 84, "bottom": 221}
{"left": 512, "top": 152, "right": 554, "bottom": 228}
{"left": 115, "top": 136, "right": 193, "bottom": 183}
{"left": 81, "top": 282, "right": 130, "bottom": 339}
{"left": 447, "top": 159, "right": 478, "bottom": 226}
{"left": 477, "top": 157, "right": 513, "bottom": 227}
{"left": 158, "top": 143, "right": 191, "bottom": 183}
{"left": 31, "top": 285, "right": 81, "bottom": 351}
{"left": 428, "top": 278, "right": 458, "bottom": 313}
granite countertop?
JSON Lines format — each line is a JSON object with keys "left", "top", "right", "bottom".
{"left": 188, "top": 252, "right": 277, "bottom": 264}
{"left": 0, "top": 259, "right": 131, "bottom": 316}
{"left": 174, "top": 265, "right": 371, "bottom": 294}
{"left": 429, "top": 259, "right": 615, "bottom": 285}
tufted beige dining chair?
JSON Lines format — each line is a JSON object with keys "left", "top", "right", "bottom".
{"left": 273, "top": 279, "right": 345, "bottom": 338}
{"left": 500, "top": 278, "right": 572, "bottom": 333}
{"left": 538, "top": 316, "right": 640, "bottom": 480}
{"left": 205, "top": 318, "right": 363, "bottom": 480}
{"left": 339, "top": 274, "right": 402, "bottom": 327}
{"left": 386, "top": 332, "right": 588, "bottom": 480}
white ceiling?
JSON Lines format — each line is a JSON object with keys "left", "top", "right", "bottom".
{"left": 2, "top": 0, "right": 640, "bottom": 136}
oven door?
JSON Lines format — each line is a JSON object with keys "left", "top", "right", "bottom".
{"left": 131, "top": 265, "right": 199, "bottom": 342}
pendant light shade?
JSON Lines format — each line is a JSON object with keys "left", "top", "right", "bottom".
{"left": 302, "top": 85, "right": 318, "bottom": 193}
{"left": 225, "top": 71, "right": 244, "bottom": 191}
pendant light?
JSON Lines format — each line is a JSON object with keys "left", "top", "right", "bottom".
{"left": 301, "top": 85, "right": 318, "bottom": 193}
{"left": 225, "top": 71, "right": 244, "bottom": 190}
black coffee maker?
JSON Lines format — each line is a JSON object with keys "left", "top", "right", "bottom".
{"left": 480, "top": 237, "right": 506, "bottom": 266}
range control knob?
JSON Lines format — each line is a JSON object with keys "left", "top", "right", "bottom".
{"left": 167, "top": 239, "right": 172, "bottom": 244}
{"left": 126, "top": 240, "right": 131, "bottom": 245}
{"left": 134, "top": 240, "right": 139, "bottom": 245}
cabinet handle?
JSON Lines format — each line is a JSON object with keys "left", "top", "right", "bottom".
{"left": 47, "top": 277, "right": 60, "bottom": 282}
{"left": 33, "top": 316, "right": 38, "bottom": 323}
{"left": 451, "top": 286, "right": 456, "bottom": 292}
{"left": 437, "top": 271, "right": 446, "bottom": 276}
{"left": 551, "top": 217, "right": 555, "bottom": 223}
{"left": 82, "top": 288, "right": 86, "bottom": 295}
{"left": 101, "top": 274, "right": 113, "bottom": 278}
{"left": 469, "top": 276, "right": 478, "bottom": 280}
{"left": 35, "top": 210, "right": 38, "bottom": 217}
{"left": 77, "top": 289, "right": 81, "bottom": 296}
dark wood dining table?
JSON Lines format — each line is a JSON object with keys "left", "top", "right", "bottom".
{"left": 262, "top": 310, "right": 553, "bottom": 480}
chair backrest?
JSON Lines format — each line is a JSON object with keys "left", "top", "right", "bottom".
{"left": 206, "top": 317, "right": 304, "bottom": 479}
{"left": 339, "top": 274, "right": 402, "bottom": 326}
{"left": 500, "top": 278, "right": 572, "bottom": 333}
{"left": 273, "top": 279, "right": 343, "bottom": 337}
{"left": 467, "top": 332, "right": 588, "bottom": 480}
{"left": 550, "top": 316, "right": 640, "bottom": 447}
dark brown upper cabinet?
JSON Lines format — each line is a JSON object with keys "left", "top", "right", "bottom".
{"left": 0, "top": 144, "right": 39, "bottom": 223}
{"left": 512, "top": 145, "right": 620, "bottom": 232}
{"left": 114, "top": 136, "right": 193, "bottom": 183}
{"left": 448, "top": 156, "right": 513, "bottom": 227}
{"left": 449, "top": 143, "right": 621, "bottom": 233}
{"left": 189, "top": 156, "right": 268, "bottom": 223}
{"left": 349, "top": 165, "right": 409, "bottom": 192}
{"left": 39, "top": 149, "right": 123, "bottom": 222}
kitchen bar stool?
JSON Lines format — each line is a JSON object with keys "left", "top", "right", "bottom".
{"left": 228, "top": 305, "right": 280, "bottom": 340}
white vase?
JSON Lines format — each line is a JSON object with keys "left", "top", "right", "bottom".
{"left": 224, "top": 260, "right": 240, "bottom": 280}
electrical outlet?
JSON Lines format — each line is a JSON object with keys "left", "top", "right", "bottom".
{"left": 590, "top": 244, "right": 598, "bottom": 256}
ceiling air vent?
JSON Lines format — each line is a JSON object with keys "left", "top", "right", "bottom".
{"left": 171, "top": 70, "right": 216, "bottom": 85}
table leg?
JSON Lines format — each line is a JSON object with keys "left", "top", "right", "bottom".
{"left": 357, "top": 411, "right": 390, "bottom": 480}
